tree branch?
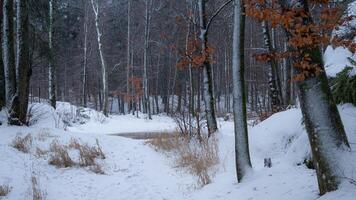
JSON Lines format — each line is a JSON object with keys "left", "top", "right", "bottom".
{"left": 206, "top": 0, "right": 233, "bottom": 33}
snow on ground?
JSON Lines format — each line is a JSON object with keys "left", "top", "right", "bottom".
{"left": 324, "top": 46, "right": 356, "bottom": 77}
{"left": 1, "top": 102, "right": 356, "bottom": 200}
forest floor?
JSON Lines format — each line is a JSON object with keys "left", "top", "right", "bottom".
{"left": 0, "top": 102, "right": 356, "bottom": 200}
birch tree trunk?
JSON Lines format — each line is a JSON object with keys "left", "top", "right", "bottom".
{"left": 261, "top": 20, "right": 283, "bottom": 112}
{"left": 198, "top": 0, "right": 218, "bottom": 135}
{"left": 280, "top": 0, "right": 351, "bottom": 195}
{"left": 126, "top": 0, "right": 131, "bottom": 114}
{"left": 232, "top": 0, "right": 252, "bottom": 182}
{"left": 91, "top": 0, "right": 109, "bottom": 116}
{"left": 82, "top": 0, "right": 89, "bottom": 108}
{"left": 2, "top": 0, "right": 16, "bottom": 106}
{"left": 143, "top": 0, "right": 152, "bottom": 119}
{"left": 48, "top": 0, "right": 56, "bottom": 109}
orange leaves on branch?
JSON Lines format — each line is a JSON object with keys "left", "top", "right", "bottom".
{"left": 176, "top": 38, "right": 215, "bottom": 70}
{"left": 245, "top": 0, "right": 355, "bottom": 81}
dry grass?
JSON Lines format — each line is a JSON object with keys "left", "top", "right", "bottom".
{"left": 31, "top": 176, "right": 46, "bottom": 200}
{"left": 50, "top": 138, "right": 105, "bottom": 174}
{"left": 0, "top": 185, "right": 11, "bottom": 197}
{"left": 48, "top": 140, "right": 74, "bottom": 168}
{"left": 146, "top": 132, "right": 219, "bottom": 186}
{"left": 11, "top": 134, "right": 33, "bottom": 153}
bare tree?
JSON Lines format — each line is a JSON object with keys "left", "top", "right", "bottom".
{"left": 91, "top": 0, "right": 108, "bottom": 116}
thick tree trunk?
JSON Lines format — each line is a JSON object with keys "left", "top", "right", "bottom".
{"left": 232, "top": 0, "right": 252, "bottom": 182}
{"left": 126, "top": 0, "right": 131, "bottom": 114}
{"left": 9, "top": 0, "right": 30, "bottom": 125}
{"left": 280, "top": 0, "right": 351, "bottom": 195}
{"left": 198, "top": 0, "right": 218, "bottom": 135}
{"left": 2, "top": 0, "right": 16, "bottom": 106}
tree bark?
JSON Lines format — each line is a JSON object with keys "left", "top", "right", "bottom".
{"left": 0, "top": 0, "right": 5, "bottom": 109}
{"left": 2, "top": 0, "right": 16, "bottom": 106}
{"left": 280, "top": 0, "right": 351, "bottom": 195}
{"left": 48, "top": 0, "right": 56, "bottom": 109}
{"left": 198, "top": 0, "right": 218, "bottom": 135}
{"left": 232, "top": 0, "right": 252, "bottom": 182}
{"left": 91, "top": 0, "right": 108, "bottom": 116}
{"left": 9, "top": 0, "right": 31, "bottom": 125}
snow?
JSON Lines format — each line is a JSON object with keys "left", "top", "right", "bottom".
{"left": 1, "top": 102, "right": 356, "bottom": 200}
{"left": 324, "top": 46, "right": 356, "bottom": 77}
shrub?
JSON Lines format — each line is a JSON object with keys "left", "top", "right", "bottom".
{"left": 331, "top": 66, "right": 356, "bottom": 105}
{"left": 48, "top": 140, "right": 74, "bottom": 168}
{"left": 0, "top": 185, "right": 11, "bottom": 197}
{"left": 11, "top": 134, "right": 33, "bottom": 153}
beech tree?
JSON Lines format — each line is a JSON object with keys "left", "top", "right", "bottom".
{"left": 232, "top": 0, "right": 252, "bottom": 182}
{"left": 246, "top": 0, "right": 351, "bottom": 195}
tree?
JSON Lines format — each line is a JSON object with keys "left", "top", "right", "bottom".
{"left": 232, "top": 0, "right": 252, "bottom": 182}
{"left": 91, "top": 0, "right": 108, "bottom": 116}
{"left": 48, "top": 0, "right": 56, "bottom": 109}
{"left": 14, "top": 0, "right": 31, "bottom": 125}
{"left": 246, "top": 0, "right": 352, "bottom": 195}
{"left": 0, "top": 0, "right": 5, "bottom": 110}
{"left": 2, "top": 0, "right": 16, "bottom": 106}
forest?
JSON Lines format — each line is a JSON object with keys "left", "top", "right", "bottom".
{"left": 1, "top": 0, "right": 356, "bottom": 199}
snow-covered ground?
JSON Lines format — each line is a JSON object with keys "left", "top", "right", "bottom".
{"left": 0, "top": 102, "right": 356, "bottom": 200}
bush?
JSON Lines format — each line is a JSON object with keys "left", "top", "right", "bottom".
{"left": 31, "top": 176, "right": 46, "bottom": 200}
{"left": 0, "top": 185, "right": 11, "bottom": 197}
{"left": 11, "top": 134, "right": 33, "bottom": 153}
{"left": 331, "top": 66, "right": 356, "bottom": 105}
{"left": 48, "top": 140, "right": 74, "bottom": 168}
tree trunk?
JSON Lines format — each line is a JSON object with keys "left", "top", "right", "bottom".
{"left": 9, "top": 0, "right": 31, "bottom": 125}
{"left": 0, "top": 0, "right": 5, "bottom": 109}
{"left": 143, "top": 0, "right": 151, "bottom": 119}
{"left": 2, "top": 0, "right": 16, "bottom": 106}
{"left": 82, "top": 0, "right": 89, "bottom": 108}
{"left": 198, "top": 0, "right": 218, "bottom": 135}
{"left": 91, "top": 0, "right": 108, "bottom": 116}
{"left": 280, "top": 0, "right": 351, "bottom": 195}
{"left": 48, "top": 0, "right": 56, "bottom": 109}
{"left": 232, "top": 0, "right": 252, "bottom": 182}
{"left": 126, "top": 0, "right": 131, "bottom": 114}
{"left": 261, "top": 20, "right": 283, "bottom": 112}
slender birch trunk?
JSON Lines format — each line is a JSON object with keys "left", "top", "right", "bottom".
{"left": 261, "top": 20, "right": 283, "bottom": 112}
{"left": 143, "top": 0, "right": 152, "bottom": 119}
{"left": 232, "top": 0, "right": 252, "bottom": 182}
{"left": 91, "top": 0, "right": 108, "bottom": 116}
{"left": 198, "top": 0, "right": 218, "bottom": 135}
{"left": 82, "top": 0, "right": 89, "bottom": 108}
{"left": 126, "top": 0, "right": 131, "bottom": 114}
{"left": 48, "top": 0, "right": 56, "bottom": 109}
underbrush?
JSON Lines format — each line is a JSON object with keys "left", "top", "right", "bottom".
{"left": 11, "top": 134, "right": 33, "bottom": 153}
{"left": 10, "top": 132, "right": 106, "bottom": 174}
{"left": 146, "top": 132, "right": 219, "bottom": 187}
{"left": 0, "top": 184, "right": 11, "bottom": 197}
